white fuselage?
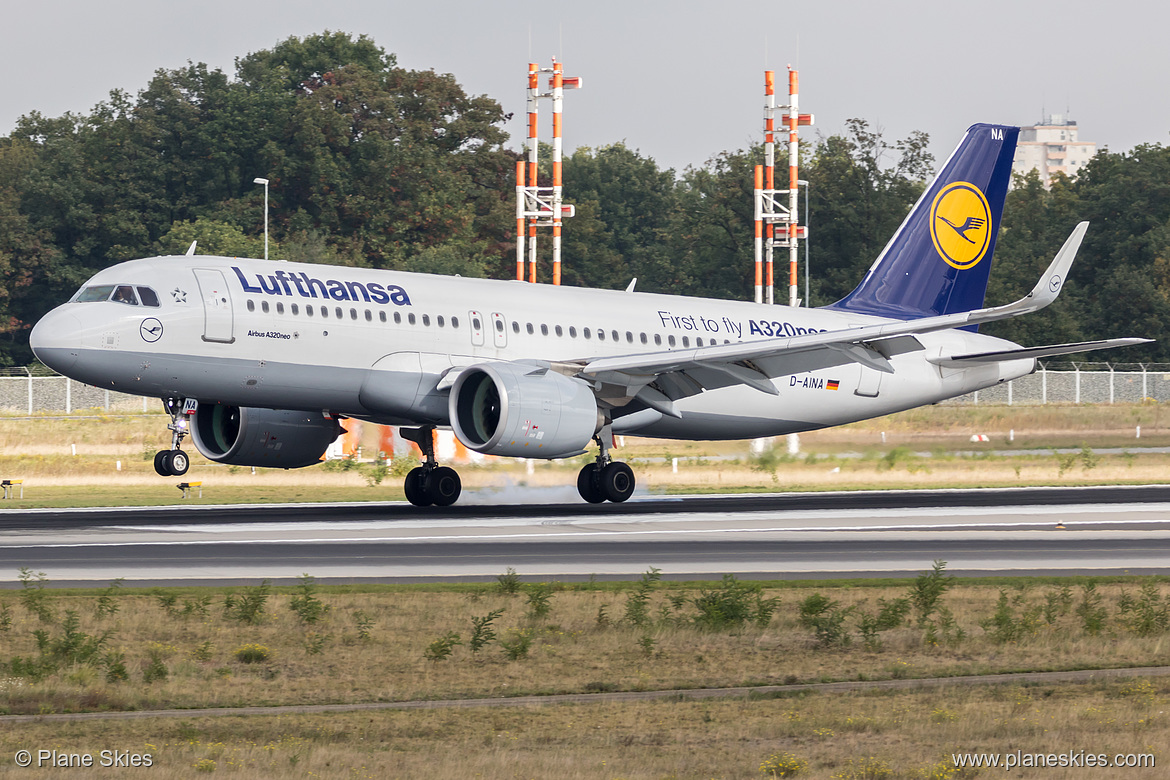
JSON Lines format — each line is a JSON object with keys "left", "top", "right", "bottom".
{"left": 31, "top": 255, "right": 1033, "bottom": 443}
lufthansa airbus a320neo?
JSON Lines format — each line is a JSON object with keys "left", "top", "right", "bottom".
{"left": 30, "top": 124, "right": 1149, "bottom": 506}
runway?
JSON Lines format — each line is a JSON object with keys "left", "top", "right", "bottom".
{"left": 2, "top": 485, "right": 1170, "bottom": 584}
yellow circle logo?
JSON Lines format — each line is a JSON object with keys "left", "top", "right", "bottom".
{"left": 929, "top": 182, "right": 992, "bottom": 270}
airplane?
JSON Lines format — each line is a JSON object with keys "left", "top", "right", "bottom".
{"left": 29, "top": 123, "right": 1149, "bottom": 507}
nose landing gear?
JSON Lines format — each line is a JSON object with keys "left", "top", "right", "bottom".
{"left": 400, "top": 426, "right": 462, "bottom": 507}
{"left": 576, "top": 425, "right": 635, "bottom": 504}
{"left": 153, "top": 397, "right": 192, "bottom": 477}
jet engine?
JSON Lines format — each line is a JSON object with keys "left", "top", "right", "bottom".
{"left": 449, "top": 363, "right": 602, "bottom": 458}
{"left": 190, "top": 405, "right": 343, "bottom": 468}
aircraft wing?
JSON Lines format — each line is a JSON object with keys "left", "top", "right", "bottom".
{"left": 574, "top": 222, "right": 1138, "bottom": 413}
{"left": 929, "top": 338, "right": 1152, "bottom": 367}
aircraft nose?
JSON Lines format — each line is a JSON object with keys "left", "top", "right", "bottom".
{"left": 29, "top": 308, "right": 83, "bottom": 373}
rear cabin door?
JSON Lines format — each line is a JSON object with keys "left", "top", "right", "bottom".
{"left": 194, "top": 269, "right": 235, "bottom": 343}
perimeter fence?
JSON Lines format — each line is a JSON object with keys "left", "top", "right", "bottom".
{"left": 2, "top": 363, "right": 1170, "bottom": 414}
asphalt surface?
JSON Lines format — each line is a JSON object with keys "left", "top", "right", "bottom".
{"left": 2, "top": 485, "right": 1170, "bottom": 584}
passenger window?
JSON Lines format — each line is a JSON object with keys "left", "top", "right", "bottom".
{"left": 495, "top": 319, "right": 504, "bottom": 332}
{"left": 349, "top": 308, "right": 357, "bottom": 320}
{"left": 472, "top": 317, "right": 481, "bottom": 330}
{"left": 306, "top": 305, "right": 314, "bottom": 317}
{"left": 247, "top": 300, "right": 255, "bottom": 312}
{"left": 261, "top": 301, "right": 270, "bottom": 313}
{"left": 640, "top": 333, "right": 648, "bottom": 344}
{"left": 526, "top": 323, "right": 534, "bottom": 335}
{"left": 112, "top": 286, "right": 139, "bottom": 305}
{"left": 291, "top": 303, "right": 299, "bottom": 315}
{"left": 682, "top": 336, "right": 690, "bottom": 347}
{"left": 408, "top": 313, "right": 416, "bottom": 325}
{"left": 379, "top": 311, "right": 386, "bottom": 323}
{"left": 696, "top": 337, "right": 703, "bottom": 347}
{"left": 514, "top": 321, "right": 522, "bottom": 334}
{"left": 654, "top": 334, "right": 662, "bottom": 346}
{"left": 137, "top": 287, "right": 160, "bottom": 307}
{"left": 437, "top": 315, "right": 445, "bottom": 327}
{"left": 320, "top": 307, "right": 328, "bottom": 319}
{"left": 668, "top": 335, "right": 676, "bottom": 347}
{"left": 569, "top": 326, "right": 577, "bottom": 338}
{"left": 451, "top": 316, "right": 459, "bottom": 328}
{"left": 276, "top": 302, "right": 284, "bottom": 314}
{"left": 364, "top": 310, "right": 372, "bottom": 322}
{"left": 584, "top": 328, "right": 592, "bottom": 340}
{"left": 612, "top": 330, "right": 619, "bottom": 342}
{"left": 555, "top": 325, "right": 563, "bottom": 337}
{"left": 335, "top": 307, "right": 343, "bottom": 319}
{"left": 541, "top": 324, "right": 548, "bottom": 336}
{"left": 597, "top": 329, "right": 606, "bottom": 341}
{"left": 626, "top": 331, "right": 633, "bottom": 343}
{"left": 422, "top": 314, "right": 430, "bottom": 326}
{"left": 395, "top": 312, "right": 402, "bottom": 324}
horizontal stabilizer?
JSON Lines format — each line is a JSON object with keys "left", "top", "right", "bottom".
{"left": 929, "top": 338, "right": 1153, "bottom": 367}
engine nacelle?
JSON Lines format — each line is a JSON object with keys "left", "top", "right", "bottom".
{"left": 449, "top": 363, "right": 602, "bottom": 458}
{"left": 190, "top": 405, "right": 343, "bottom": 468}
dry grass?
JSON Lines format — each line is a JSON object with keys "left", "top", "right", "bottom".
{"left": 3, "top": 578, "right": 1170, "bottom": 716}
{"left": 0, "top": 677, "right": 1166, "bottom": 778}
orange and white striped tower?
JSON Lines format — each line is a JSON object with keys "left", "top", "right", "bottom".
{"left": 786, "top": 67, "right": 801, "bottom": 308}
{"left": 754, "top": 66, "right": 812, "bottom": 305}
{"left": 515, "top": 159, "right": 525, "bottom": 281}
{"left": 551, "top": 60, "right": 565, "bottom": 286}
{"left": 526, "top": 62, "right": 540, "bottom": 283}
{"left": 753, "top": 165, "right": 764, "bottom": 304}
{"left": 764, "top": 70, "right": 776, "bottom": 305}
{"left": 517, "top": 59, "right": 579, "bottom": 285}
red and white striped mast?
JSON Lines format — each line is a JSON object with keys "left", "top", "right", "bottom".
{"left": 753, "top": 65, "right": 812, "bottom": 305}
{"left": 516, "top": 59, "right": 578, "bottom": 284}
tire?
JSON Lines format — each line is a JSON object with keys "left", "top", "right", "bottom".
{"left": 425, "top": 466, "right": 462, "bottom": 507}
{"left": 153, "top": 450, "right": 170, "bottom": 477}
{"left": 576, "top": 464, "right": 606, "bottom": 504}
{"left": 600, "top": 461, "right": 635, "bottom": 503}
{"left": 404, "top": 467, "right": 432, "bottom": 507}
{"left": 169, "top": 449, "right": 190, "bottom": 476}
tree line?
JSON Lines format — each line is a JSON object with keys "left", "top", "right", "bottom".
{"left": 1, "top": 31, "right": 1168, "bottom": 366}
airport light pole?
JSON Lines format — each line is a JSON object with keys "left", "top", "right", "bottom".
{"left": 253, "top": 177, "right": 269, "bottom": 261}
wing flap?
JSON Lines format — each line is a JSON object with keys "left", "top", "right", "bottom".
{"left": 929, "top": 338, "right": 1153, "bottom": 367}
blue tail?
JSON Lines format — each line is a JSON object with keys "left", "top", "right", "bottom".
{"left": 826, "top": 123, "right": 1019, "bottom": 320}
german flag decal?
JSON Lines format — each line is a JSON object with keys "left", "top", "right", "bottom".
{"left": 827, "top": 379, "right": 840, "bottom": 391}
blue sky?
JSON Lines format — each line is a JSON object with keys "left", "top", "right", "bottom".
{"left": 4, "top": 0, "right": 1166, "bottom": 172}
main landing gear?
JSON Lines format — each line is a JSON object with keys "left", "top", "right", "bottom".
{"left": 576, "top": 425, "right": 635, "bottom": 504}
{"left": 153, "top": 397, "right": 191, "bottom": 477}
{"left": 401, "top": 426, "right": 462, "bottom": 507}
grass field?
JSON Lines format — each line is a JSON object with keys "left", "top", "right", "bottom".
{"left": 2, "top": 404, "right": 1170, "bottom": 508}
{"left": 2, "top": 405, "right": 1169, "bottom": 777}
{"left": 1, "top": 573, "right": 1168, "bottom": 777}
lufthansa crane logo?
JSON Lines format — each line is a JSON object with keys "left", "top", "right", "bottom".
{"left": 929, "top": 181, "right": 992, "bottom": 270}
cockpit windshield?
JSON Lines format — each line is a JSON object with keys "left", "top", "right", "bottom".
{"left": 71, "top": 284, "right": 160, "bottom": 307}
{"left": 74, "top": 285, "right": 117, "bottom": 303}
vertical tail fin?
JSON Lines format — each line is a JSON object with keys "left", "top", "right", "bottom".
{"left": 826, "top": 123, "right": 1019, "bottom": 320}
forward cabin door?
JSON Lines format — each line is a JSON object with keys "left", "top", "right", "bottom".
{"left": 194, "top": 269, "right": 235, "bottom": 343}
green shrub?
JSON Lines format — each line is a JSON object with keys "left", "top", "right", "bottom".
{"left": 495, "top": 567, "right": 522, "bottom": 595}
{"left": 234, "top": 643, "right": 271, "bottom": 664}
{"left": 760, "top": 751, "right": 808, "bottom": 777}
{"left": 469, "top": 609, "right": 505, "bottom": 653}
{"left": 500, "top": 629, "right": 533, "bottom": 660}
{"left": 224, "top": 580, "right": 271, "bottom": 625}
{"left": 1119, "top": 582, "right": 1170, "bottom": 636}
{"left": 289, "top": 573, "right": 330, "bottom": 624}
{"left": 1077, "top": 581, "right": 1107, "bottom": 635}
{"left": 95, "top": 578, "right": 123, "bottom": 619}
{"left": 910, "top": 560, "right": 953, "bottom": 627}
{"left": 18, "top": 567, "right": 54, "bottom": 622}
{"left": 624, "top": 567, "right": 661, "bottom": 627}
{"left": 424, "top": 632, "right": 462, "bottom": 662}
{"left": 524, "top": 582, "right": 555, "bottom": 620}
{"left": 692, "top": 574, "right": 778, "bottom": 631}
{"left": 354, "top": 610, "right": 375, "bottom": 640}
